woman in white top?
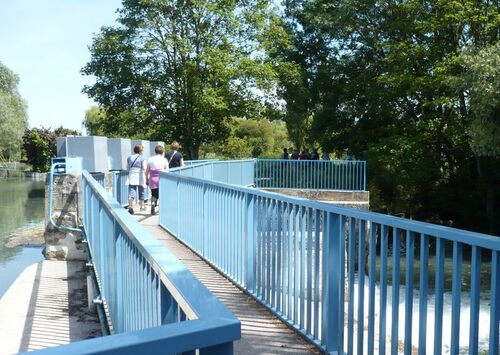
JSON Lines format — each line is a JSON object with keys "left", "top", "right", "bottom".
{"left": 127, "top": 144, "right": 147, "bottom": 214}
{"left": 146, "top": 145, "right": 169, "bottom": 215}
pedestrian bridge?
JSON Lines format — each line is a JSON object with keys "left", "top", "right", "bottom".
{"left": 40, "top": 159, "right": 499, "bottom": 354}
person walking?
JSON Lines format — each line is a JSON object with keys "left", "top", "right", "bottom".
{"left": 299, "top": 149, "right": 310, "bottom": 160}
{"left": 310, "top": 148, "right": 319, "bottom": 160}
{"left": 282, "top": 148, "right": 289, "bottom": 160}
{"left": 290, "top": 148, "right": 300, "bottom": 160}
{"left": 165, "top": 141, "right": 185, "bottom": 169}
{"left": 127, "top": 144, "right": 147, "bottom": 214}
{"left": 146, "top": 145, "right": 169, "bottom": 215}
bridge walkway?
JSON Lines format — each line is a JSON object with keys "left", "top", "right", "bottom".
{"left": 135, "top": 210, "right": 320, "bottom": 355}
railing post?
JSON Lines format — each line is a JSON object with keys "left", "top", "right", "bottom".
{"left": 246, "top": 193, "right": 255, "bottom": 292}
{"left": 203, "top": 183, "right": 207, "bottom": 256}
{"left": 323, "top": 212, "right": 341, "bottom": 352}
{"left": 198, "top": 341, "right": 233, "bottom": 354}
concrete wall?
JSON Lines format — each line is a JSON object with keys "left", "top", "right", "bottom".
{"left": 264, "top": 189, "right": 370, "bottom": 210}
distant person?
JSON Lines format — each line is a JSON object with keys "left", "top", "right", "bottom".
{"left": 322, "top": 151, "right": 330, "bottom": 160}
{"left": 282, "top": 148, "right": 289, "bottom": 160}
{"left": 146, "top": 145, "right": 169, "bottom": 215}
{"left": 299, "top": 149, "right": 309, "bottom": 160}
{"left": 290, "top": 148, "right": 300, "bottom": 160}
{"left": 310, "top": 148, "right": 319, "bottom": 160}
{"left": 127, "top": 144, "right": 147, "bottom": 214}
{"left": 347, "top": 150, "right": 353, "bottom": 160}
{"left": 165, "top": 141, "right": 185, "bottom": 169}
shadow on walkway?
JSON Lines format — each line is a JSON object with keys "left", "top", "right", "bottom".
{"left": 18, "top": 260, "right": 100, "bottom": 353}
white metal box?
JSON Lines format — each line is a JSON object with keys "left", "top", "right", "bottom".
{"left": 131, "top": 140, "right": 150, "bottom": 158}
{"left": 108, "top": 138, "right": 131, "bottom": 170}
{"left": 66, "top": 136, "right": 109, "bottom": 173}
{"left": 150, "top": 141, "right": 165, "bottom": 155}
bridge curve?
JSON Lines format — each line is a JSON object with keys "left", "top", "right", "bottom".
{"left": 139, "top": 212, "right": 319, "bottom": 354}
{"left": 39, "top": 157, "right": 500, "bottom": 354}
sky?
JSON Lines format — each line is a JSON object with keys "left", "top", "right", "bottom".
{"left": 0, "top": 0, "right": 123, "bottom": 133}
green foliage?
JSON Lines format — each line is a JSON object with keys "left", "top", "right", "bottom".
{"left": 82, "top": 0, "right": 279, "bottom": 159}
{"left": 23, "top": 127, "right": 81, "bottom": 172}
{"left": 225, "top": 118, "right": 291, "bottom": 158}
{"left": 273, "top": 0, "right": 500, "bottom": 233}
{"left": 201, "top": 118, "right": 292, "bottom": 158}
{"left": 0, "top": 61, "right": 28, "bottom": 161}
{"left": 457, "top": 43, "right": 500, "bottom": 157}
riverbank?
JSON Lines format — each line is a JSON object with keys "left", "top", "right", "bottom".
{"left": 0, "top": 170, "right": 46, "bottom": 181}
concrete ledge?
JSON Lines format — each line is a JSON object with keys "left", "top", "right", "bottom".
{"left": 263, "top": 189, "right": 370, "bottom": 209}
{"left": 0, "top": 260, "right": 101, "bottom": 354}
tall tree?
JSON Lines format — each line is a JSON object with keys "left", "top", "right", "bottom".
{"left": 82, "top": 0, "right": 277, "bottom": 159}
{"left": 456, "top": 42, "right": 500, "bottom": 233}
{"left": 274, "top": 0, "right": 500, "bottom": 233}
{"left": 0, "top": 61, "right": 28, "bottom": 161}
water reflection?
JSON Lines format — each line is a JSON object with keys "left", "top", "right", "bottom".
{"left": 0, "top": 178, "right": 45, "bottom": 264}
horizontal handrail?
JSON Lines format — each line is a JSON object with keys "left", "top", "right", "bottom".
{"left": 160, "top": 162, "right": 500, "bottom": 354}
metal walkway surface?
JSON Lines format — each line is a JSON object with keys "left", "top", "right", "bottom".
{"left": 134, "top": 209, "right": 320, "bottom": 355}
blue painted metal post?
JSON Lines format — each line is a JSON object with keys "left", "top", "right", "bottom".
{"left": 404, "top": 231, "right": 415, "bottom": 355}
{"left": 489, "top": 250, "right": 500, "bottom": 355}
{"left": 450, "top": 241, "right": 463, "bottom": 354}
{"left": 357, "top": 220, "right": 366, "bottom": 355}
{"left": 391, "top": 228, "right": 401, "bottom": 355}
{"left": 324, "top": 212, "right": 341, "bottom": 352}
{"left": 246, "top": 193, "right": 255, "bottom": 292}
{"left": 368, "top": 224, "right": 376, "bottom": 355}
{"left": 434, "top": 238, "right": 445, "bottom": 355}
{"left": 469, "top": 246, "right": 481, "bottom": 355}
{"left": 379, "top": 225, "right": 388, "bottom": 355}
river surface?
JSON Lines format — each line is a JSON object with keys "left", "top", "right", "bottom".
{"left": 0, "top": 178, "right": 45, "bottom": 298}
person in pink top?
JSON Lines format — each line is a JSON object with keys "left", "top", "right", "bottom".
{"left": 146, "top": 145, "right": 169, "bottom": 215}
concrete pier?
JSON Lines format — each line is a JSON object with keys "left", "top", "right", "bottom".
{"left": 0, "top": 260, "right": 100, "bottom": 354}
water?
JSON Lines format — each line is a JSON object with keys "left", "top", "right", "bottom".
{"left": 0, "top": 178, "right": 45, "bottom": 298}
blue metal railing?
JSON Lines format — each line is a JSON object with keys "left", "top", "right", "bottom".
{"left": 171, "top": 159, "right": 255, "bottom": 186}
{"left": 159, "top": 161, "right": 500, "bottom": 354}
{"left": 36, "top": 169, "right": 240, "bottom": 354}
{"left": 184, "top": 158, "right": 220, "bottom": 166}
{"left": 111, "top": 171, "right": 129, "bottom": 206}
{"left": 256, "top": 159, "right": 366, "bottom": 191}
{"left": 90, "top": 172, "right": 106, "bottom": 188}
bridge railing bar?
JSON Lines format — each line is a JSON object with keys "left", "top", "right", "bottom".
{"left": 255, "top": 159, "right": 366, "bottom": 191}
{"left": 160, "top": 165, "right": 500, "bottom": 354}
{"left": 111, "top": 170, "right": 129, "bottom": 206}
{"left": 170, "top": 159, "right": 255, "bottom": 187}
{"left": 90, "top": 172, "right": 106, "bottom": 188}
{"left": 33, "top": 170, "right": 240, "bottom": 354}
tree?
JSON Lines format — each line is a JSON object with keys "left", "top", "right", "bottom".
{"left": 272, "top": 0, "right": 500, "bottom": 233}
{"left": 458, "top": 43, "right": 500, "bottom": 157}
{"left": 82, "top": 0, "right": 277, "bottom": 159}
{"left": 201, "top": 118, "right": 291, "bottom": 158}
{"left": 0, "top": 61, "right": 28, "bottom": 161}
{"left": 456, "top": 42, "right": 500, "bottom": 234}
{"left": 23, "top": 127, "right": 81, "bottom": 172}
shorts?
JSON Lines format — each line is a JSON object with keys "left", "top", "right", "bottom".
{"left": 128, "top": 185, "right": 145, "bottom": 200}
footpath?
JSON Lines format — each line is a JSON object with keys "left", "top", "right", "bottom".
{"left": 0, "top": 260, "right": 100, "bottom": 355}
